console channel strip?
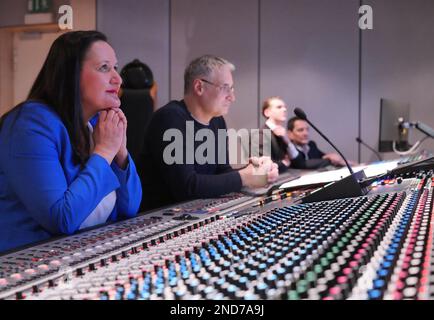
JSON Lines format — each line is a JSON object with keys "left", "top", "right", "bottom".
{"left": 0, "top": 193, "right": 253, "bottom": 300}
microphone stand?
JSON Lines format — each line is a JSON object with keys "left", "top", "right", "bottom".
{"left": 304, "top": 118, "right": 354, "bottom": 175}
{"left": 356, "top": 137, "right": 383, "bottom": 161}
{"left": 290, "top": 108, "right": 368, "bottom": 204}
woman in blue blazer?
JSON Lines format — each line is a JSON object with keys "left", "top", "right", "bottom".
{"left": 0, "top": 31, "right": 142, "bottom": 253}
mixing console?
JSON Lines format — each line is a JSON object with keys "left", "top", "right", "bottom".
{"left": 0, "top": 192, "right": 252, "bottom": 299}
{"left": 159, "top": 193, "right": 252, "bottom": 215}
{"left": 1, "top": 165, "right": 434, "bottom": 300}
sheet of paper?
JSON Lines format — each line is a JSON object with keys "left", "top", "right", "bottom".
{"left": 279, "top": 160, "right": 400, "bottom": 189}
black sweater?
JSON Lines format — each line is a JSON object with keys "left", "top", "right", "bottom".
{"left": 139, "top": 100, "right": 242, "bottom": 211}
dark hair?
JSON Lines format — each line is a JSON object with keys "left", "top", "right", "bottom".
{"left": 0, "top": 30, "right": 108, "bottom": 166}
{"left": 120, "top": 59, "right": 154, "bottom": 89}
{"left": 287, "top": 116, "right": 304, "bottom": 131}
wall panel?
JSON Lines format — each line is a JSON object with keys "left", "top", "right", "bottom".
{"left": 97, "top": 0, "right": 170, "bottom": 108}
{"left": 260, "top": 0, "right": 360, "bottom": 160}
{"left": 361, "top": 0, "right": 434, "bottom": 162}
{"left": 170, "top": 0, "right": 259, "bottom": 130}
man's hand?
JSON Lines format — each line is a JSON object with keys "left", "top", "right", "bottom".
{"left": 281, "top": 155, "right": 290, "bottom": 167}
{"left": 239, "top": 156, "right": 279, "bottom": 188}
{"left": 266, "top": 162, "right": 279, "bottom": 183}
{"left": 323, "top": 153, "right": 346, "bottom": 167}
{"left": 272, "top": 125, "right": 291, "bottom": 144}
{"left": 272, "top": 126, "right": 287, "bottom": 137}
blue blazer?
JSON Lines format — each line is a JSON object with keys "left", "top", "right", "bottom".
{"left": 0, "top": 102, "right": 142, "bottom": 253}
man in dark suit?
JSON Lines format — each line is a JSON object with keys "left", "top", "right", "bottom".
{"left": 261, "top": 97, "right": 306, "bottom": 173}
{"left": 287, "top": 116, "right": 347, "bottom": 168}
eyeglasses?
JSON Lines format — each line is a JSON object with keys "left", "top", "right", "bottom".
{"left": 200, "top": 78, "right": 234, "bottom": 95}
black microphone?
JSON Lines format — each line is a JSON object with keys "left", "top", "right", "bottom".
{"left": 356, "top": 137, "right": 382, "bottom": 161}
{"left": 292, "top": 107, "right": 367, "bottom": 204}
{"left": 294, "top": 107, "right": 354, "bottom": 175}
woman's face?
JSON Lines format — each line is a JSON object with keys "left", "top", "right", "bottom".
{"left": 80, "top": 41, "right": 122, "bottom": 120}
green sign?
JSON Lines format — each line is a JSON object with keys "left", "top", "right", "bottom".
{"left": 27, "top": 0, "right": 52, "bottom": 13}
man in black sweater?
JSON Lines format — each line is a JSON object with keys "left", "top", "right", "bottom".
{"left": 140, "top": 55, "right": 278, "bottom": 210}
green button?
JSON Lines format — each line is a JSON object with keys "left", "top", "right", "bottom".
{"left": 296, "top": 284, "right": 308, "bottom": 294}
{"left": 306, "top": 271, "right": 316, "bottom": 282}
{"left": 287, "top": 290, "right": 299, "bottom": 300}
{"left": 297, "top": 279, "right": 308, "bottom": 288}
{"left": 320, "top": 261, "right": 329, "bottom": 268}
{"left": 326, "top": 252, "right": 334, "bottom": 260}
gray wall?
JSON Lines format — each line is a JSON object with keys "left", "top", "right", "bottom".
{"left": 0, "top": 0, "right": 71, "bottom": 27}
{"left": 97, "top": 0, "right": 170, "bottom": 108}
{"left": 3, "top": 0, "right": 433, "bottom": 162}
{"left": 260, "top": 0, "right": 360, "bottom": 160}
{"left": 94, "top": 0, "right": 364, "bottom": 162}
{"left": 170, "top": 0, "right": 259, "bottom": 130}
{"left": 361, "top": 0, "right": 434, "bottom": 162}
{"left": 0, "top": 0, "right": 28, "bottom": 27}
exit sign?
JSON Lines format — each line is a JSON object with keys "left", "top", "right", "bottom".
{"left": 27, "top": 0, "right": 52, "bottom": 13}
